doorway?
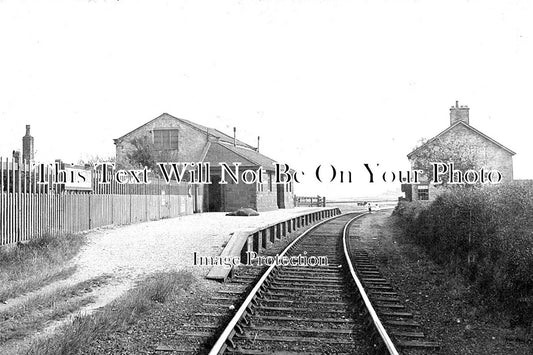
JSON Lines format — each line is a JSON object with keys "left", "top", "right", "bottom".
{"left": 208, "top": 175, "right": 222, "bottom": 212}
{"left": 193, "top": 185, "right": 200, "bottom": 213}
{"left": 277, "top": 184, "right": 285, "bottom": 209}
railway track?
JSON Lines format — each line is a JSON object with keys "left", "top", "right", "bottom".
{"left": 346, "top": 218, "right": 440, "bottom": 355}
{"left": 208, "top": 212, "right": 404, "bottom": 354}
{"left": 166, "top": 219, "right": 323, "bottom": 354}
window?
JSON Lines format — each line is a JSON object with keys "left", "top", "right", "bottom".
{"left": 268, "top": 172, "right": 273, "bottom": 192}
{"left": 153, "top": 129, "right": 178, "bottom": 150}
{"left": 285, "top": 180, "right": 292, "bottom": 193}
{"left": 279, "top": 175, "right": 292, "bottom": 193}
{"left": 418, "top": 185, "right": 429, "bottom": 200}
{"left": 257, "top": 172, "right": 269, "bottom": 192}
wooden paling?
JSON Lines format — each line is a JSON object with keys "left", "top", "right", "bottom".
{"left": 0, "top": 157, "right": 194, "bottom": 246}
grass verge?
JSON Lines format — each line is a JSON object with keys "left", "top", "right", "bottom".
{"left": 0, "top": 275, "right": 111, "bottom": 345}
{"left": 0, "top": 233, "right": 87, "bottom": 302}
{"left": 354, "top": 212, "right": 532, "bottom": 354}
{"left": 24, "top": 270, "right": 196, "bottom": 355}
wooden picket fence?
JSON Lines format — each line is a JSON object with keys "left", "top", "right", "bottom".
{"left": 0, "top": 157, "right": 199, "bottom": 246}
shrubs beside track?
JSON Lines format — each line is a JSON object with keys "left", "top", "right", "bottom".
{"left": 394, "top": 181, "right": 533, "bottom": 326}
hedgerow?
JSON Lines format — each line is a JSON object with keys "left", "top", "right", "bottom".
{"left": 394, "top": 181, "right": 533, "bottom": 326}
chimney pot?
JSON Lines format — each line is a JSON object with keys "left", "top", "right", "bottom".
{"left": 450, "top": 101, "right": 470, "bottom": 126}
{"left": 233, "top": 127, "right": 236, "bottom": 147}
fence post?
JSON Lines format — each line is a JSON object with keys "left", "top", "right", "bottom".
{"left": 88, "top": 193, "right": 92, "bottom": 229}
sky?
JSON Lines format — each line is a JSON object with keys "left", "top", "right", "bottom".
{"left": 1, "top": 0, "right": 532, "bottom": 199}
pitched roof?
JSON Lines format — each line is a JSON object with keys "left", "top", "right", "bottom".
{"left": 206, "top": 141, "right": 278, "bottom": 171}
{"left": 407, "top": 121, "right": 516, "bottom": 158}
{"left": 114, "top": 113, "right": 255, "bottom": 149}
{"left": 177, "top": 117, "right": 255, "bottom": 149}
{"left": 220, "top": 142, "right": 277, "bottom": 169}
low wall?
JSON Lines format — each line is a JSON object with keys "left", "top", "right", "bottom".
{"left": 206, "top": 207, "right": 341, "bottom": 281}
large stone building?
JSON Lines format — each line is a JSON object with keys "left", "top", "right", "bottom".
{"left": 114, "top": 113, "right": 295, "bottom": 212}
{"left": 403, "top": 102, "right": 515, "bottom": 201}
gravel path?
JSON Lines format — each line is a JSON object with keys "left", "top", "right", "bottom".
{"left": 71, "top": 207, "right": 324, "bottom": 282}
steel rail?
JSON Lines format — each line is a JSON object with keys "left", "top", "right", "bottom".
{"left": 208, "top": 212, "right": 346, "bottom": 355}
{"left": 342, "top": 213, "right": 400, "bottom": 355}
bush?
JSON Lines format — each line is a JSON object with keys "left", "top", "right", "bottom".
{"left": 395, "top": 182, "right": 533, "bottom": 326}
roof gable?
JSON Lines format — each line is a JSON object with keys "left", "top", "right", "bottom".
{"left": 114, "top": 113, "right": 255, "bottom": 149}
{"left": 114, "top": 113, "right": 169, "bottom": 143}
{"left": 407, "top": 121, "right": 515, "bottom": 158}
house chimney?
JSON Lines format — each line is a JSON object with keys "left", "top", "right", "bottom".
{"left": 22, "top": 124, "right": 34, "bottom": 163}
{"left": 450, "top": 101, "right": 469, "bottom": 126}
{"left": 257, "top": 136, "right": 260, "bottom": 152}
{"left": 233, "top": 127, "right": 236, "bottom": 146}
